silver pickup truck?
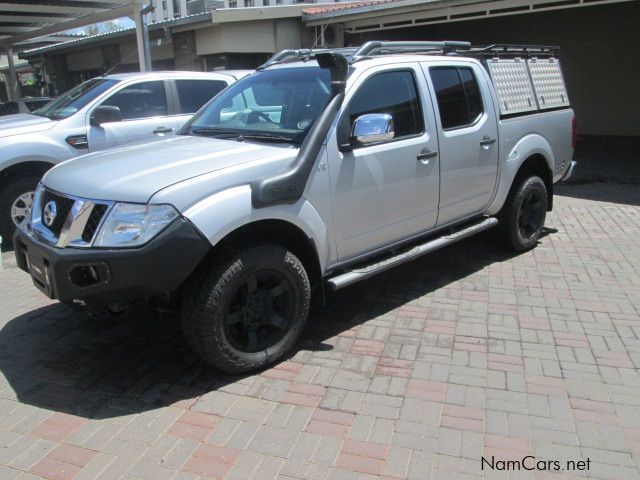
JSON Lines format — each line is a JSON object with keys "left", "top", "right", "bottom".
{"left": 14, "top": 41, "right": 576, "bottom": 373}
{"left": 0, "top": 70, "right": 250, "bottom": 244}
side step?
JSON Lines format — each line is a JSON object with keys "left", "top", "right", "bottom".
{"left": 327, "top": 217, "right": 499, "bottom": 291}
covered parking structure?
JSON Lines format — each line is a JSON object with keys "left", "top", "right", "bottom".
{"left": 1, "top": 0, "right": 154, "bottom": 100}
{"left": 305, "top": 0, "right": 640, "bottom": 137}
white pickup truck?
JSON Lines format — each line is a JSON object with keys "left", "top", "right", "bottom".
{"left": 0, "top": 70, "right": 250, "bottom": 245}
{"left": 14, "top": 41, "right": 576, "bottom": 373}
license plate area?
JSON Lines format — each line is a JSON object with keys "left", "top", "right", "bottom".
{"left": 24, "top": 248, "right": 54, "bottom": 298}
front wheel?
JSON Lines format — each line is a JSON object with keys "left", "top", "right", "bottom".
{"left": 181, "top": 243, "right": 311, "bottom": 374}
{"left": 0, "top": 175, "right": 40, "bottom": 248}
{"left": 500, "top": 176, "right": 548, "bottom": 252}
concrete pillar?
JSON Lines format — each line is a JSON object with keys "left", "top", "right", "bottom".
{"left": 172, "top": 30, "right": 202, "bottom": 71}
{"left": 132, "top": 4, "right": 152, "bottom": 72}
{"left": 154, "top": 0, "right": 165, "bottom": 22}
{"left": 4, "top": 48, "right": 20, "bottom": 100}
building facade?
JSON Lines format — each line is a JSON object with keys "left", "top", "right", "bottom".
{"left": 16, "top": 0, "right": 639, "bottom": 136}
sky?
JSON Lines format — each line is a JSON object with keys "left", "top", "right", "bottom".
{"left": 66, "top": 17, "right": 135, "bottom": 36}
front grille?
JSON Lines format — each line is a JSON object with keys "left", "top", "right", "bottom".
{"left": 31, "top": 187, "right": 112, "bottom": 248}
{"left": 81, "top": 204, "right": 108, "bottom": 243}
{"left": 41, "top": 190, "right": 74, "bottom": 236}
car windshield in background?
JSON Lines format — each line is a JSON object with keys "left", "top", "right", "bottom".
{"left": 33, "top": 78, "right": 119, "bottom": 120}
{"left": 182, "top": 66, "right": 332, "bottom": 145}
{"left": 0, "top": 102, "right": 18, "bottom": 116}
{"left": 25, "top": 99, "right": 51, "bottom": 112}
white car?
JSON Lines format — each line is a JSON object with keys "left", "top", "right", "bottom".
{"left": 0, "top": 70, "right": 251, "bottom": 245}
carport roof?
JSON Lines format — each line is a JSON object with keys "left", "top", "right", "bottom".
{"left": 302, "top": 0, "right": 401, "bottom": 16}
{"left": 0, "top": 0, "right": 139, "bottom": 48}
{"left": 302, "top": 0, "right": 636, "bottom": 31}
{"left": 18, "top": 10, "right": 213, "bottom": 58}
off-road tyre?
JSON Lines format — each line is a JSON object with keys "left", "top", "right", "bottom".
{"left": 500, "top": 175, "right": 548, "bottom": 252}
{"left": 0, "top": 174, "right": 40, "bottom": 248}
{"left": 181, "top": 242, "right": 311, "bottom": 374}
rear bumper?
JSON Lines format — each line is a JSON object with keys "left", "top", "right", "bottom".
{"left": 13, "top": 218, "right": 209, "bottom": 308}
{"left": 560, "top": 160, "right": 577, "bottom": 181}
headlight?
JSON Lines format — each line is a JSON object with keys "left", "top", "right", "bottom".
{"left": 94, "top": 203, "right": 178, "bottom": 247}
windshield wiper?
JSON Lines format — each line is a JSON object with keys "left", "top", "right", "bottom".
{"left": 187, "top": 128, "right": 297, "bottom": 144}
{"left": 188, "top": 127, "right": 241, "bottom": 138}
{"left": 240, "top": 134, "right": 298, "bottom": 144}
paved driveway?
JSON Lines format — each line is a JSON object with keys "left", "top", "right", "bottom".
{"left": 0, "top": 182, "right": 638, "bottom": 480}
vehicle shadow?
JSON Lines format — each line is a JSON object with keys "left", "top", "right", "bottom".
{"left": 555, "top": 182, "right": 640, "bottom": 207}
{"left": 0, "top": 230, "right": 527, "bottom": 420}
{"left": 555, "top": 135, "right": 640, "bottom": 207}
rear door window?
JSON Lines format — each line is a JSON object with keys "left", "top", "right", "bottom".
{"left": 175, "top": 79, "right": 229, "bottom": 114}
{"left": 430, "top": 67, "right": 484, "bottom": 130}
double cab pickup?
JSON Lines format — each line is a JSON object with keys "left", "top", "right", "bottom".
{"left": 14, "top": 41, "right": 576, "bottom": 373}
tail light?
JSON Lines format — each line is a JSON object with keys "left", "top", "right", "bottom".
{"left": 571, "top": 115, "right": 577, "bottom": 149}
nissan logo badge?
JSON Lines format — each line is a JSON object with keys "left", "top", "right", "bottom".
{"left": 43, "top": 201, "right": 57, "bottom": 227}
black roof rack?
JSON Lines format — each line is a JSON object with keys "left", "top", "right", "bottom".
{"left": 351, "top": 40, "right": 471, "bottom": 60}
{"left": 257, "top": 47, "right": 358, "bottom": 70}
{"left": 257, "top": 41, "right": 560, "bottom": 70}
{"left": 468, "top": 44, "right": 560, "bottom": 59}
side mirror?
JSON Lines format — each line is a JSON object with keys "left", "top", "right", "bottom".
{"left": 350, "top": 113, "right": 394, "bottom": 147}
{"left": 91, "top": 105, "right": 122, "bottom": 126}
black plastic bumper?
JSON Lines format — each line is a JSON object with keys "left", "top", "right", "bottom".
{"left": 13, "top": 218, "right": 210, "bottom": 308}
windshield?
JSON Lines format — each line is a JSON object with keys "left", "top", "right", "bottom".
{"left": 181, "top": 66, "right": 332, "bottom": 144}
{"left": 34, "top": 78, "right": 119, "bottom": 120}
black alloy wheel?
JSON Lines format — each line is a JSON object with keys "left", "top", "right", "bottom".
{"left": 181, "top": 242, "right": 311, "bottom": 373}
{"left": 224, "top": 270, "right": 294, "bottom": 353}
{"left": 500, "top": 175, "right": 548, "bottom": 252}
{"left": 517, "top": 188, "right": 546, "bottom": 240}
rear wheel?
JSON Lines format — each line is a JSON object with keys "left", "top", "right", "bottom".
{"left": 0, "top": 175, "right": 40, "bottom": 248}
{"left": 181, "top": 243, "right": 310, "bottom": 373}
{"left": 500, "top": 175, "right": 548, "bottom": 252}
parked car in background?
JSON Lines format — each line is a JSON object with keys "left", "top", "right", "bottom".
{"left": 13, "top": 41, "right": 576, "bottom": 373}
{"left": 0, "top": 97, "right": 52, "bottom": 116}
{"left": 0, "top": 70, "right": 251, "bottom": 245}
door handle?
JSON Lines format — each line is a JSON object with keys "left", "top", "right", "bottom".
{"left": 153, "top": 127, "right": 173, "bottom": 135}
{"left": 417, "top": 151, "right": 438, "bottom": 162}
{"left": 480, "top": 136, "right": 496, "bottom": 146}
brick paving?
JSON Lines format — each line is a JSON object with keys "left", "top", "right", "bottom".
{"left": 0, "top": 182, "right": 638, "bottom": 480}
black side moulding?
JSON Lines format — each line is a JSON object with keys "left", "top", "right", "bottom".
{"left": 251, "top": 52, "right": 349, "bottom": 208}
